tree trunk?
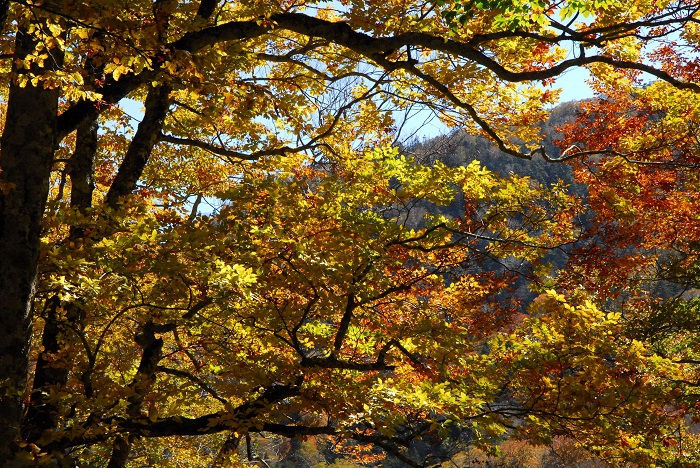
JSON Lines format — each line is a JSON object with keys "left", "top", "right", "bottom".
{"left": 105, "top": 83, "right": 171, "bottom": 207}
{"left": 0, "top": 20, "right": 61, "bottom": 462}
{"left": 23, "top": 118, "right": 99, "bottom": 449}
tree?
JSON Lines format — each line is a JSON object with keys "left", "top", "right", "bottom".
{"left": 549, "top": 68, "right": 700, "bottom": 466}
{"left": 1, "top": 0, "right": 700, "bottom": 465}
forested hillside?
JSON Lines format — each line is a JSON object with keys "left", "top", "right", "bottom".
{"left": 412, "top": 101, "right": 580, "bottom": 186}
{"left": 262, "top": 100, "right": 690, "bottom": 467}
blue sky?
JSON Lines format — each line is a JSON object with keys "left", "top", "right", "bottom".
{"left": 398, "top": 66, "right": 596, "bottom": 140}
{"left": 120, "top": 61, "right": 596, "bottom": 142}
{"left": 556, "top": 66, "right": 594, "bottom": 103}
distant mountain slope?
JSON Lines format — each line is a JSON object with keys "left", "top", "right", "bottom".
{"left": 407, "top": 100, "right": 581, "bottom": 190}
{"left": 398, "top": 101, "right": 586, "bottom": 308}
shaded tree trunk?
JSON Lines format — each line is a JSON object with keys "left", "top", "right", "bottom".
{"left": 23, "top": 118, "right": 99, "bottom": 449}
{"left": 104, "top": 83, "right": 171, "bottom": 207}
{"left": 210, "top": 433, "right": 241, "bottom": 468}
{"left": 107, "top": 321, "right": 170, "bottom": 467}
{"left": 0, "top": 20, "right": 61, "bottom": 462}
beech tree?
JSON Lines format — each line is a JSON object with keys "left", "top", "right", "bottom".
{"left": 1, "top": 0, "right": 700, "bottom": 465}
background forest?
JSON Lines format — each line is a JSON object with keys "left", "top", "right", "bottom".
{"left": 2, "top": 0, "right": 700, "bottom": 467}
{"left": 256, "top": 102, "right": 694, "bottom": 467}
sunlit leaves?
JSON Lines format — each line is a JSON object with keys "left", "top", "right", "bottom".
{"left": 9, "top": 0, "right": 700, "bottom": 463}
{"left": 486, "top": 291, "right": 690, "bottom": 464}
{"left": 33, "top": 131, "right": 580, "bottom": 463}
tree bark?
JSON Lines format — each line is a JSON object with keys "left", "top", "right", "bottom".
{"left": 210, "top": 433, "right": 241, "bottom": 468}
{"left": 23, "top": 118, "right": 99, "bottom": 449}
{"left": 197, "top": 0, "right": 219, "bottom": 20}
{"left": 106, "top": 321, "right": 169, "bottom": 467}
{"left": 105, "top": 84, "right": 171, "bottom": 207}
{"left": 68, "top": 118, "right": 99, "bottom": 213}
{"left": 0, "top": 20, "right": 61, "bottom": 462}
{"left": 106, "top": 436, "right": 132, "bottom": 468}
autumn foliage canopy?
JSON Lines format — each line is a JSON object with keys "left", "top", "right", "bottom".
{"left": 1, "top": 0, "right": 700, "bottom": 466}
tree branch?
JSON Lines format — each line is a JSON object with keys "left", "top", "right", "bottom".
{"left": 270, "top": 13, "right": 700, "bottom": 92}
{"left": 55, "top": 10, "right": 700, "bottom": 144}
{"left": 105, "top": 84, "right": 171, "bottom": 206}
{"left": 49, "top": 379, "right": 303, "bottom": 450}
{"left": 300, "top": 354, "right": 396, "bottom": 371}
